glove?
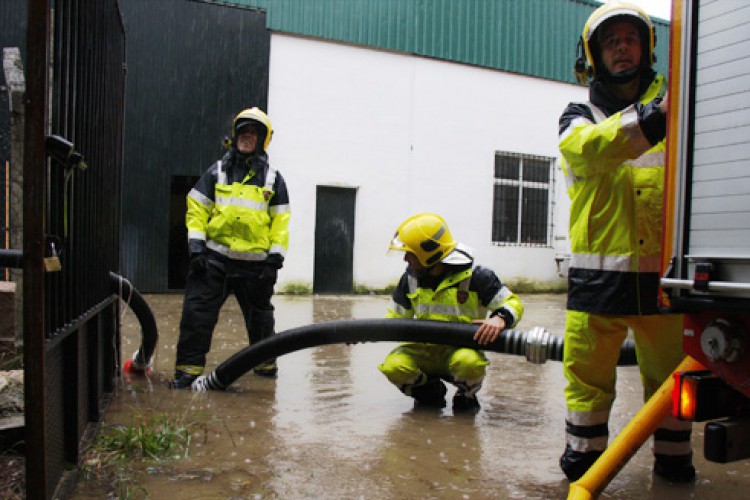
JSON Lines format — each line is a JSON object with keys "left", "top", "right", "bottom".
{"left": 637, "top": 99, "right": 667, "bottom": 146}
{"left": 260, "top": 264, "right": 278, "bottom": 285}
{"left": 189, "top": 252, "right": 208, "bottom": 275}
{"left": 266, "top": 253, "right": 284, "bottom": 270}
{"left": 260, "top": 253, "right": 283, "bottom": 284}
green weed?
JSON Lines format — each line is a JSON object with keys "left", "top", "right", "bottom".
{"left": 278, "top": 281, "right": 312, "bottom": 295}
{"left": 92, "top": 413, "right": 192, "bottom": 461}
{"left": 80, "top": 411, "right": 196, "bottom": 498}
{"left": 505, "top": 277, "right": 567, "bottom": 294}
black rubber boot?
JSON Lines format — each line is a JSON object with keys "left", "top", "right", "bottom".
{"left": 253, "top": 358, "right": 278, "bottom": 378}
{"left": 560, "top": 444, "right": 603, "bottom": 481}
{"left": 654, "top": 453, "right": 696, "bottom": 483}
{"left": 169, "top": 370, "right": 199, "bottom": 390}
{"left": 453, "top": 392, "right": 480, "bottom": 413}
{"left": 410, "top": 377, "right": 447, "bottom": 408}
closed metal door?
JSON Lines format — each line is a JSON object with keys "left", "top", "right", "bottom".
{"left": 314, "top": 186, "right": 356, "bottom": 293}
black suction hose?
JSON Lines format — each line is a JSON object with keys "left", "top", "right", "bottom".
{"left": 0, "top": 251, "right": 159, "bottom": 368}
{"left": 109, "top": 272, "right": 158, "bottom": 368}
{"left": 0, "top": 249, "right": 23, "bottom": 269}
{"left": 199, "top": 319, "right": 637, "bottom": 390}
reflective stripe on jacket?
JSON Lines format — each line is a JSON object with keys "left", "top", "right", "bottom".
{"left": 186, "top": 152, "right": 290, "bottom": 261}
{"left": 387, "top": 265, "right": 523, "bottom": 327}
{"left": 559, "top": 75, "right": 666, "bottom": 314}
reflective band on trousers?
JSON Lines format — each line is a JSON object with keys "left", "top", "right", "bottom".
{"left": 567, "top": 434, "right": 608, "bottom": 453}
{"left": 570, "top": 253, "right": 662, "bottom": 273}
{"left": 567, "top": 408, "right": 610, "bottom": 426}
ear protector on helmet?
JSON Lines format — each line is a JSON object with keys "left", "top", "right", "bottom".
{"left": 574, "top": 38, "right": 591, "bottom": 85}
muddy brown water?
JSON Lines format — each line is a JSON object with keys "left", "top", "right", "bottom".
{"left": 69, "top": 293, "right": 749, "bottom": 499}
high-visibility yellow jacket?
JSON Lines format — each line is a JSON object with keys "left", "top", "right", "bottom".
{"left": 387, "top": 262, "right": 523, "bottom": 328}
{"left": 186, "top": 151, "right": 290, "bottom": 264}
{"left": 559, "top": 74, "right": 667, "bottom": 314}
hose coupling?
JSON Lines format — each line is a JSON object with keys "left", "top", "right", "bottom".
{"left": 524, "top": 326, "right": 553, "bottom": 364}
{"left": 132, "top": 349, "right": 153, "bottom": 370}
{"left": 123, "top": 349, "right": 152, "bottom": 374}
{"left": 192, "top": 372, "right": 226, "bottom": 392}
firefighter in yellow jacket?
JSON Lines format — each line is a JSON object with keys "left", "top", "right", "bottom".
{"left": 558, "top": 1, "right": 693, "bottom": 482}
{"left": 171, "top": 107, "right": 290, "bottom": 389}
{"left": 379, "top": 213, "right": 524, "bottom": 411}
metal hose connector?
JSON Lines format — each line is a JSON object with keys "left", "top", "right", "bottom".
{"left": 131, "top": 349, "right": 152, "bottom": 371}
{"left": 192, "top": 372, "right": 227, "bottom": 392}
{"left": 525, "top": 326, "right": 557, "bottom": 364}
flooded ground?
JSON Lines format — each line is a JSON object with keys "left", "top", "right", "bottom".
{"left": 69, "top": 293, "right": 749, "bottom": 499}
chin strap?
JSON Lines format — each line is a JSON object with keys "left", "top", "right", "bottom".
{"left": 600, "top": 66, "right": 640, "bottom": 85}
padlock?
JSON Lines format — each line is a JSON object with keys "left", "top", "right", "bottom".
{"left": 44, "top": 242, "right": 62, "bottom": 272}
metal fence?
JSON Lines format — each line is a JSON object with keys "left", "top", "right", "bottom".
{"left": 23, "top": 1, "right": 126, "bottom": 498}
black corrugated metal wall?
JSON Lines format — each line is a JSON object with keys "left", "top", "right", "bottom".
{"left": 119, "top": 0, "right": 270, "bottom": 292}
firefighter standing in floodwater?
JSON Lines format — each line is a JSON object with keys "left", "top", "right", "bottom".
{"left": 171, "top": 107, "right": 290, "bottom": 389}
{"left": 557, "top": 0, "right": 693, "bottom": 483}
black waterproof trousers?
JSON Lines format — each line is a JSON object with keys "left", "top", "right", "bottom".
{"left": 175, "top": 260, "right": 275, "bottom": 371}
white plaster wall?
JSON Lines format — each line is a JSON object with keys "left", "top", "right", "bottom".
{"left": 267, "top": 34, "right": 587, "bottom": 290}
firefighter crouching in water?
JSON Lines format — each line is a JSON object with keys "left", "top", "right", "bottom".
{"left": 379, "top": 213, "right": 524, "bottom": 411}
{"left": 170, "top": 107, "right": 291, "bottom": 389}
{"left": 558, "top": 1, "right": 693, "bottom": 482}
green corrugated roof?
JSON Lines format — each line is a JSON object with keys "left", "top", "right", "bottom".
{"left": 191, "top": 0, "right": 670, "bottom": 85}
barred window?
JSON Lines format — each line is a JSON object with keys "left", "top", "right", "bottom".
{"left": 492, "top": 152, "right": 554, "bottom": 246}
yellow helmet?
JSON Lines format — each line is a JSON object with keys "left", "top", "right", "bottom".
{"left": 574, "top": 0, "right": 655, "bottom": 84}
{"left": 229, "top": 107, "right": 273, "bottom": 152}
{"left": 389, "top": 213, "right": 457, "bottom": 267}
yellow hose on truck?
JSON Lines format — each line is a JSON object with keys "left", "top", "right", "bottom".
{"left": 568, "top": 355, "right": 705, "bottom": 500}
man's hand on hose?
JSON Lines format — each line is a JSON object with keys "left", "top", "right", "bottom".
{"left": 472, "top": 315, "right": 506, "bottom": 345}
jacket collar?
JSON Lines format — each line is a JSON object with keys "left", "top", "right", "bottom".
{"left": 589, "top": 69, "right": 658, "bottom": 115}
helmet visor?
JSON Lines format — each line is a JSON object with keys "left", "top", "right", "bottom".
{"left": 388, "top": 233, "right": 407, "bottom": 253}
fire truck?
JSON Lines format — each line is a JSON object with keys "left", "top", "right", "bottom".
{"left": 662, "top": 0, "right": 750, "bottom": 464}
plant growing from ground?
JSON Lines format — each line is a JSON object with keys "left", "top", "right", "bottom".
{"left": 80, "top": 410, "right": 197, "bottom": 498}
{"left": 278, "top": 281, "right": 312, "bottom": 295}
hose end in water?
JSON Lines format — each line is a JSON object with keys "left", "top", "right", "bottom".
{"left": 123, "top": 349, "right": 153, "bottom": 375}
{"left": 193, "top": 372, "right": 227, "bottom": 392}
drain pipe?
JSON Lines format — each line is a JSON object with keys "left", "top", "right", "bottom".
{"left": 195, "top": 318, "right": 637, "bottom": 391}
{"left": 109, "top": 272, "right": 158, "bottom": 374}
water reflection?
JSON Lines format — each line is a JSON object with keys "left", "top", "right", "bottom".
{"left": 71, "top": 293, "right": 750, "bottom": 499}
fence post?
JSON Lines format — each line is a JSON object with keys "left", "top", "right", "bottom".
{"left": 24, "top": 0, "right": 51, "bottom": 498}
